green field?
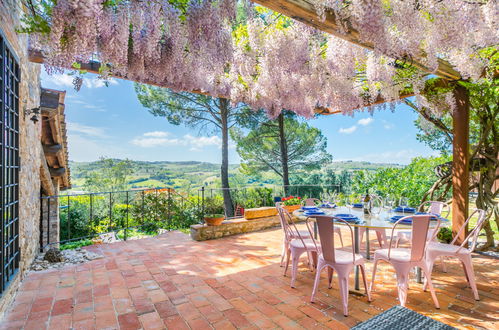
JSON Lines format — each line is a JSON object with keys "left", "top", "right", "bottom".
{"left": 68, "top": 159, "right": 402, "bottom": 193}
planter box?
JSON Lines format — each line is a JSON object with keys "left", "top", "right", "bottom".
{"left": 244, "top": 207, "right": 278, "bottom": 220}
{"left": 283, "top": 205, "right": 301, "bottom": 213}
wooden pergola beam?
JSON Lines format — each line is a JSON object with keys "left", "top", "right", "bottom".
{"left": 252, "top": 0, "right": 461, "bottom": 81}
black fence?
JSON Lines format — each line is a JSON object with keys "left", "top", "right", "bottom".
{"left": 40, "top": 184, "right": 342, "bottom": 250}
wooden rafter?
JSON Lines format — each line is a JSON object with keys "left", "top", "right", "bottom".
{"left": 252, "top": 0, "right": 461, "bottom": 81}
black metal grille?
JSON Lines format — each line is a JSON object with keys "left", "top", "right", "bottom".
{"left": 0, "top": 33, "right": 20, "bottom": 295}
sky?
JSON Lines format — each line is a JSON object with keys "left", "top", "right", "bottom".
{"left": 41, "top": 71, "right": 437, "bottom": 165}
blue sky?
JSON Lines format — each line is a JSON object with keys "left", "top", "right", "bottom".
{"left": 41, "top": 72, "right": 437, "bottom": 165}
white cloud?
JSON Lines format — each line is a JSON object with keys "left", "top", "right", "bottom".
{"left": 131, "top": 132, "right": 222, "bottom": 151}
{"left": 382, "top": 120, "right": 394, "bottom": 130}
{"left": 339, "top": 125, "right": 358, "bottom": 134}
{"left": 143, "top": 131, "right": 171, "bottom": 138}
{"left": 131, "top": 137, "right": 180, "bottom": 148}
{"left": 184, "top": 134, "right": 222, "bottom": 148}
{"left": 67, "top": 122, "right": 108, "bottom": 138}
{"left": 357, "top": 117, "right": 374, "bottom": 126}
{"left": 42, "top": 73, "right": 118, "bottom": 89}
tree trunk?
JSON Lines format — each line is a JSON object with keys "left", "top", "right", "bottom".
{"left": 278, "top": 113, "right": 290, "bottom": 195}
{"left": 220, "top": 98, "right": 234, "bottom": 217}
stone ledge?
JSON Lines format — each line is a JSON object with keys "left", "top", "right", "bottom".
{"left": 190, "top": 214, "right": 303, "bottom": 241}
{"left": 244, "top": 207, "right": 277, "bottom": 220}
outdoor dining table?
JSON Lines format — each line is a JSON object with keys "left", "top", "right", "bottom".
{"left": 293, "top": 207, "right": 448, "bottom": 292}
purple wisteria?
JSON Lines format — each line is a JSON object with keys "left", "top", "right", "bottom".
{"left": 29, "top": 0, "right": 498, "bottom": 118}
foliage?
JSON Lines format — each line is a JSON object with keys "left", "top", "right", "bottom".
{"left": 350, "top": 156, "right": 451, "bottom": 207}
{"left": 281, "top": 196, "right": 301, "bottom": 206}
{"left": 231, "top": 114, "right": 332, "bottom": 183}
{"left": 59, "top": 239, "right": 93, "bottom": 251}
{"left": 291, "top": 168, "right": 352, "bottom": 196}
{"left": 83, "top": 157, "right": 134, "bottom": 192}
{"left": 232, "top": 187, "right": 273, "bottom": 208}
{"left": 437, "top": 227, "right": 453, "bottom": 244}
{"left": 59, "top": 196, "right": 94, "bottom": 241}
{"left": 203, "top": 196, "right": 225, "bottom": 217}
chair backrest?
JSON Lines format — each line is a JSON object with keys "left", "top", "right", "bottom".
{"left": 315, "top": 216, "right": 355, "bottom": 264}
{"left": 419, "top": 201, "right": 449, "bottom": 217}
{"left": 451, "top": 209, "right": 487, "bottom": 252}
{"left": 410, "top": 215, "right": 433, "bottom": 261}
{"left": 304, "top": 198, "right": 320, "bottom": 206}
{"left": 276, "top": 204, "right": 292, "bottom": 241}
{"left": 388, "top": 215, "right": 438, "bottom": 262}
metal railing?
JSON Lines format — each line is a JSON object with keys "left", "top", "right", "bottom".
{"left": 40, "top": 184, "right": 342, "bottom": 250}
{"left": 39, "top": 187, "right": 202, "bottom": 250}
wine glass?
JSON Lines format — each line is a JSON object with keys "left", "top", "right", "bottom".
{"left": 384, "top": 196, "right": 395, "bottom": 214}
{"left": 399, "top": 197, "right": 409, "bottom": 214}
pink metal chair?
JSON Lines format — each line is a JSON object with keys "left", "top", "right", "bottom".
{"left": 424, "top": 209, "right": 487, "bottom": 300}
{"left": 303, "top": 198, "right": 344, "bottom": 247}
{"left": 277, "top": 207, "right": 319, "bottom": 288}
{"left": 310, "top": 216, "right": 371, "bottom": 316}
{"left": 395, "top": 201, "right": 450, "bottom": 247}
{"left": 370, "top": 215, "right": 441, "bottom": 308}
{"left": 276, "top": 202, "right": 313, "bottom": 266}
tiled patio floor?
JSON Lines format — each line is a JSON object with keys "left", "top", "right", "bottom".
{"left": 1, "top": 227, "right": 498, "bottom": 329}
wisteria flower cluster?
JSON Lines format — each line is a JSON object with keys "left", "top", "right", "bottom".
{"left": 28, "top": 0, "right": 498, "bottom": 118}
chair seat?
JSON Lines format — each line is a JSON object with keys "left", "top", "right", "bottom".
{"left": 427, "top": 242, "right": 468, "bottom": 256}
{"left": 291, "top": 230, "right": 311, "bottom": 239}
{"left": 290, "top": 238, "right": 317, "bottom": 250}
{"left": 328, "top": 249, "right": 364, "bottom": 264}
{"left": 374, "top": 248, "right": 412, "bottom": 262}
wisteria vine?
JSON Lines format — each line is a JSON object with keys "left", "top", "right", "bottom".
{"left": 26, "top": 0, "right": 498, "bottom": 118}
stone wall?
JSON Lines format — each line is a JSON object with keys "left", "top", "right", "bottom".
{"left": 191, "top": 214, "right": 305, "bottom": 241}
{"left": 0, "top": 0, "right": 42, "bottom": 316}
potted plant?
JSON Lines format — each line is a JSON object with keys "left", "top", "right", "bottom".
{"left": 203, "top": 197, "right": 225, "bottom": 226}
{"left": 436, "top": 227, "right": 453, "bottom": 243}
{"left": 281, "top": 196, "right": 302, "bottom": 213}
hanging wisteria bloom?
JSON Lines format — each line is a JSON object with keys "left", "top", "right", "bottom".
{"left": 27, "top": 0, "right": 498, "bottom": 118}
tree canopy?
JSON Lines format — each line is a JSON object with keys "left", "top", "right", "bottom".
{"left": 231, "top": 115, "right": 332, "bottom": 183}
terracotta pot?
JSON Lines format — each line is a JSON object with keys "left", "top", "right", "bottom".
{"left": 204, "top": 216, "right": 225, "bottom": 226}
{"left": 283, "top": 205, "right": 301, "bottom": 213}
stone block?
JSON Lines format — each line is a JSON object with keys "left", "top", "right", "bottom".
{"left": 244, "top": 207, "right": 278, "bottom": 220}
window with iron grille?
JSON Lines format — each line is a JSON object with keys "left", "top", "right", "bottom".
{"left": 0, "top": 33, "right": 20, "bottom": 295}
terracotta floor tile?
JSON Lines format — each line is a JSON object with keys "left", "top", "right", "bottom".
{"left": 0, "top": 230, "right": 495, "bottom": 330}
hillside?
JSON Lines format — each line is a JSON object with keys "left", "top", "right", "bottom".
{"left": 68, "top": 159, "right": 402, "bottom": 192}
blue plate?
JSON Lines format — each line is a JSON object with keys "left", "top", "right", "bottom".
{"left": 352, "top": 203, "right": 363, "bottom": 208}
{"left": 304, "top": 211, "right": 326, "bottom": 216}
{"left": 302, "top": 206, "right": 319, "bottom": 211}
{"left": 334, "top": 213, "right": 360, "bottom": 223}
{"left": 321, "top": 203, "right": 336, "bottom": 209}
{"left": 390, "top": 215, "right": 413, "bottom": 224}
{"left": 394, "top": 207, "right": 416, "bottom": 213}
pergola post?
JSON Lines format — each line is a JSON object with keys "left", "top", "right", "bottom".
{"left": 452, "top": 85, "right": 470, "bottom": 244}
